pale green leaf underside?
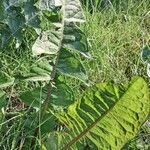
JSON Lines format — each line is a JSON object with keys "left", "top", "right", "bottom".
{"left": 39, "top": 0, "right": 62, "bottom": 10}
{"left": 51, "top": 77, "right": 149, "bottom": 150}
{"left": 39, "top": 0, "right": 85, "bottom": 23}
{"left": 21, "top": 59, "right": 53, "bottom": 81}
{"left": 64, "top": 0, "right": 85, "bottom": 23}
{"left": 32, "top": 29, "right": 62, "bottom": 56}
{"left": 32, "top": 0, "right": 85, "bottom": 56}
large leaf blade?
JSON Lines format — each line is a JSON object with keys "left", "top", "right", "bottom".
{"left": 50, "top": 77, "right": 149, "bottom": 150}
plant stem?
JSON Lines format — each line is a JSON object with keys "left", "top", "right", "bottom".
{"left": 32, "top": 1, "right": 66, "bottom": 148}
{"left": 43, "top": 0, "right": 65, "bottom": 111}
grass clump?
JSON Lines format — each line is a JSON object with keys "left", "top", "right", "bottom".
{"left": 82, "top": 0, "right": 150, "bottom": 84}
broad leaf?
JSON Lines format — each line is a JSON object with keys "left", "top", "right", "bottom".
{"left": 21, "top": 59, "right": 52, "bottom": 81}
{"left": 24, "top": 1, "right": 41, "bottom": 28}
{"left": 32, "top": 29, "right": 62, "bottom": 56}
{"left": 0, "top": 25, "right": 12, "bottom": 48}
{"left": 39, "top": 0, "right": 62, "bottom": 10}
{"left": 32, "top": 0, "right": 85, "bottom": 56}
{"left": 50, "top": 83, "right": 74, "bottom": 108}
{"left": 46, "top": 77, "right": 149, "bottom": 150}
{"left": 6, "top": 8, "right": 25, "bottom": 41}
{"left": 8, "top": 0, "right": 26, "bottom": 7}
{"left": 64, "top": 0, "right": 85, "bottom": 23}
{"left": 57, "top": 49, "right": 88, "bottom": 83}
{"left": 20, "top": 82, "right": 74, "bottom": 109}
{"left": 63, "top": 23, "right": 90, "bottom": 58}
{"left": 20, "top": 87, "right": 46, "bottom": 109}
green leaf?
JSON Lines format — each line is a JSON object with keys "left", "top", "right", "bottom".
{"left": 24, "top": 1, "right": 41, "bottom": 28}
{"left": 50, "top": 77, "right": 149, "bottom": 150}
{"left": 51, "top": 83, "right": 74, "bottom": 108}
{"left": 21, "top": 59, "right": 52, "bottom": 81}
{"left": 63, "top": 24, "right": 90, "bottom": 58}
{"left": 8, "top": 0, "right": 26, "bottom": 7}
{"left": 40, "top": 112, "right": 56, "bottom": 135}
{"left": 0, "top": 73, "right": 14, "bottom": 88}
{"left": 38, "top": 0, "right": 62, "bottom": 11}
{"left": 6, "top": 8, "right": 25, "bottom": 41}
{"left": 57, "top": 49, "right": 88, "bottom": 83}
{"left": 0, "top": 25, "right": 12, "bottom": 48}
{"left": 32, "top": 29, "right": 62, "bottom": 56}
{"left": 20, "top": 82, "right": 74, "bottom": 109}
{"left": 64, "top": 0, "right": 85, "bottom": 23}
{"left": 32, "top": 0, "right": 85, "bottom": 56}
{"left": 20, "top": 87, "right": 46, "bottom": 109}
{"left": 39, "top": 0, "right": 85, "bottom": 22}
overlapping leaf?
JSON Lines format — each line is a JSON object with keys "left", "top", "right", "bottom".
{"left": 39, "top": 0, "right": 62, "bottom": 10}
{"left": 0, "top": 25, "right": 12, "bottom": 48}
{"left": 57, "top": 49, "right": 88, "bottom": 82}
{"left": 8, "top": 0, "right": 27, "bottom": 7}
{"left": 20, "top": 82, "right": 74, "bottom": 109}
{"left": 32, "top": 29, "right": 62, "bottom": 56}
{"left": 32, "top": 0, "right": 88, "bottom": 83}
{"left": 64, "top": 0, "right": 85, "bottom": 23}
{"left": 45, "top": 77, "right": 150, "bottom": 150}
{"left": 21, "top": 59, "right": 53, "bottom": 81}
{"left": 62, "top": 23, "right": 89, "bottom": 57}
{"left": 24, "top": 1, "right": 41, "bottom": 28}
{"left": 6, "top": 7, "right": 25, "bottom": 41}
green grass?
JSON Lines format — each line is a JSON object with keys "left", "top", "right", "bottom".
{"left": 0, "top": 0, "right": 150, "bottom": 149}
{"left": 82, "top": 0, "right": 150, "bottom": 84}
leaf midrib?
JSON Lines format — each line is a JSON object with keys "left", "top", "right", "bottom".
{"left": 61, "top": 77, "right": 143, "bottom": 150}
